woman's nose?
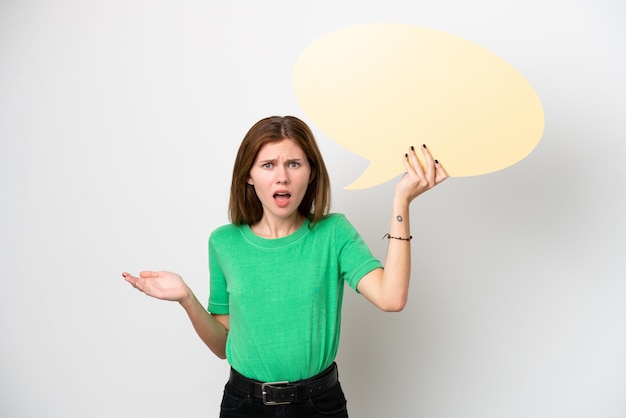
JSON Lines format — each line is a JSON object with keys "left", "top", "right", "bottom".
{"left": 275, "top": 166, "right": 289, "bottom": 184}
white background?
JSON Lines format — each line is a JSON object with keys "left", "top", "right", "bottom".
{"left": 1, "top": 1, "right": 625, "bottom": 417}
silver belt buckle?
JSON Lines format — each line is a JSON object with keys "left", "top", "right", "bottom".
{"left": 261, "top": 381, "right": 293, "bottom": 405}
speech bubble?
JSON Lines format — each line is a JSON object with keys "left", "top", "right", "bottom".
{"left": 293, "top": 23, "right": 545, "bottom": 189}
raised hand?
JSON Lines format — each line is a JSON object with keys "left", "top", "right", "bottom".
{"left": 123, "top": 271, "right": 190, "bottom": 303}
{"left": 396, "top": 144, "right": 448, "bottom": 203}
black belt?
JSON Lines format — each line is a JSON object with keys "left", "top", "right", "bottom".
{"left": 228, "top": 363, "right": 339, "bottom": 405}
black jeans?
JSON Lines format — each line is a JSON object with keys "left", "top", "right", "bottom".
{"left": 219, "top": 378, "right": 349, "bottom": 417}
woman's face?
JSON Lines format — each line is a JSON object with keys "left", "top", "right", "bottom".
{"left": 247, "top": 138, "right": 312, "bottom": 223}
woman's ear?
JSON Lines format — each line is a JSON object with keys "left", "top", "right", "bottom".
{"left": 247, "top": 177, "right": 254, "bottom": 186}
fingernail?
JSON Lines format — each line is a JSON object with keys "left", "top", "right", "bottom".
{"left": 435, "top": 159, "right": 439, "bottom": 164}
{"left": 423, "top": 144, "right": 427, "bottom": 148}
{"left": 410, "top": 145, "right": 415, "bottom": 151}
{"left": 405, "top": 153, "right": 408, "bottom": 158}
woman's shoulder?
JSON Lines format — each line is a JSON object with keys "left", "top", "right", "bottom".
{"left": 209, "top": 223, "right": 244, "bottom": 242}
{"left": 317, "top": 212, "right": 344, "bottom": 224}
{"left": 315, "top": 213, "right": 354, "bottom": 231}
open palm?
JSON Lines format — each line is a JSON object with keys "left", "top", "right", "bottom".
{"left": 123, "top": 270, "right": 189, "bottom": 302}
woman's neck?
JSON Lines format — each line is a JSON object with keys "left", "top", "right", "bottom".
{"left": 250, "top": 213, "right": 305, "bottom": 239}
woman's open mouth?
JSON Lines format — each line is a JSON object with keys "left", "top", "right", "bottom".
{"left": 273, "top": 192, "right": 291, "bottom": 206}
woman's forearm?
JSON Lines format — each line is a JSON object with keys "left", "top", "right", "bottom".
{"left": 179, "top": 290, "right": 228, "bottom": 359}
{"left": 379, "top": 197, "right": 412, "bottom": 310}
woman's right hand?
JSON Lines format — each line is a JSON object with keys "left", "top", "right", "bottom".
{"left": 123, "top": 271, "right": 190, "bottom": 303}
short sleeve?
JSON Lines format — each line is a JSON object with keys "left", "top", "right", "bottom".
{"left": 207, "top": 233, "right": 230, "bottom": 314}
{"left": 334, "top": 215, "right": 383, "bottom": 291}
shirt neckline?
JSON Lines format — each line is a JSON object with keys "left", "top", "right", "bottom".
{"left": 241, "top": 217, "right": 312, "bottom": 248}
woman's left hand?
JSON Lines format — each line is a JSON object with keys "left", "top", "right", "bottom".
{"left": 396, "top": 144, "right": 448, "bottom": 203}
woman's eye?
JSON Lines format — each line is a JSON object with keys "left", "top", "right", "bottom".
{"left": 289, "top": 162, "right": 300, "bottom": 168}
{"left": 262, "top": 163, "right": 273, "bottom": 169}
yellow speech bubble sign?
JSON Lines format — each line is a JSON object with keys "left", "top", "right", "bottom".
{"left": 293, "top": 23, "right": 545, "bottom": 189}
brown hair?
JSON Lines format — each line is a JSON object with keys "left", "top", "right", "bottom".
{"left": 229, "top": 116, "right": 331, "bottom": 226}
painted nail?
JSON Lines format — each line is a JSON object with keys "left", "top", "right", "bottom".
{"left": 410, "top": 145, "right": 415, "bottom": 151}
{"left": 405, "top": 153, "right": 408, "bottom": 158}
{"left": 435, "top": 159, "right": 439, "bottom": 164}
{"left": 423, "top": 144, "right": 427, "bottom": 148}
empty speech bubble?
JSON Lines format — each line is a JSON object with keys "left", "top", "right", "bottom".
{"left": 293, "top": 23, "right": 545, "bottom": 189}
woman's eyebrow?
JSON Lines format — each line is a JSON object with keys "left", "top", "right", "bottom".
{"left": 258, "top": 157, "right": 303, "bottom": 163}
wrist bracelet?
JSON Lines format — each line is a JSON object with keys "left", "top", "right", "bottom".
{"left": 383, "top": 233, "right": 413, "bottom": 241}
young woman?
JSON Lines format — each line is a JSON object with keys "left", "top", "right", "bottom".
{"left": 123, "top": 115, "right": 447, "bottom": 417}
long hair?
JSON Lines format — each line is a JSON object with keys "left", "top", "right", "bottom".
{"left": 228, "top": 116, "right": 331, "bottom": 226}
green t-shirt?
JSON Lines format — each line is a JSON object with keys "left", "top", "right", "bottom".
{"left": 207, "top": 213, "right": 382, "bottom": 382}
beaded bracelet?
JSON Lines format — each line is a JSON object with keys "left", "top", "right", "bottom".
{"left": 383, "top": 233, "right": 413, "bottom": 241}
